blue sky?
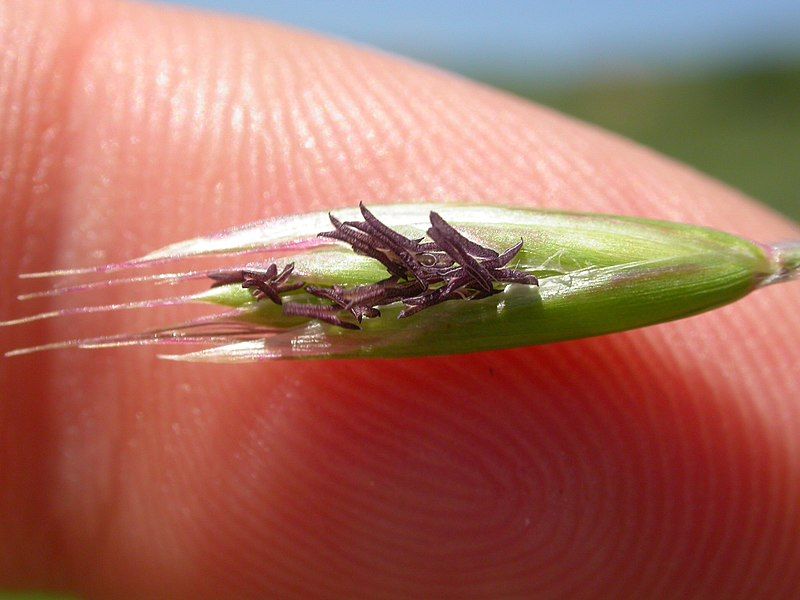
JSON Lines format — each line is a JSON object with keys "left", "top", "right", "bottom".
{"left": 163, "top": 0, "right": 800, "bottom": 81}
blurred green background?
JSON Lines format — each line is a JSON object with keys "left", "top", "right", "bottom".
{"left": 496, "top": 65, "right": 800, "bottom": 220}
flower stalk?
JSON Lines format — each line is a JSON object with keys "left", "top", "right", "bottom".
{"left": 2, "top": 203, "right": 797, "bottom": 362}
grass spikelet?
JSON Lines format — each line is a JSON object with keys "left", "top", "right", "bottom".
{"left": 3, "top": 204, "right": 798, "bottom": 362}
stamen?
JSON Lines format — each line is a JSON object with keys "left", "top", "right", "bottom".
{"left": 308, "top": 206, "right": 538, "bottom": 325}
{"left": 429, "top": 211, "right": 498, "bottom": 259}
{"left": 282, "top": 303, "right": 361, "bottom": 330}
{"left": 426, "top": 225, "right": 495, "bottom": 292}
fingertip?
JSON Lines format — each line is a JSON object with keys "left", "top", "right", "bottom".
{"left": 1, "top": 0, "right": 799, "bottom": 597}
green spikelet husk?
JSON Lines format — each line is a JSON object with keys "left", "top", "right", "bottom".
{"left": 4, "top": 204, "right": 798, "bottom": 362}
{"left": 186, "top": 207, "right": 792, "bottom": 361}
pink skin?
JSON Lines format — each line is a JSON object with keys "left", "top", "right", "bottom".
{"left": 1, "top": 1, "right": 799, "bottom": 598}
